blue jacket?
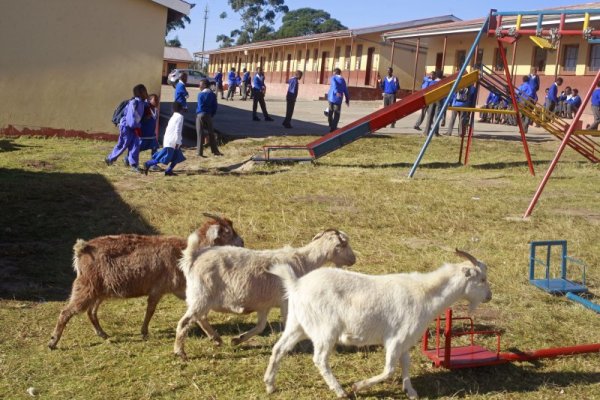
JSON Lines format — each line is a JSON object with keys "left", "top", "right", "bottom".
{"left": 421, "top": 76, "right": 432, "bottom": 89}
{"left": 228, "top": 71, "right": 236, "bottom": 85}
{"left": 567, "top": 95, "right": 582, "bottom": 108}
{"left": 140, "top": 102, "right": 157, "bottom": 137}
{"left": 252, "top": 73, "right": 266, "bottom": 91}
{"left": 242, "top": 71, "right": 250, "bottom": 84}
{"left": 592, "top": 89, "right": 600, "bottom": 107}
{"left": 452, "top": 86, "right": 476, "bottom": 107}
{"left": 327, "top": 75, "right": 350, "bottom": 105}
{"left": 548, "top": 83, "right": 559, "bottom": 103}
{"left": 529, "top": 74, "right": 540, "bottom": 93}
{"left": 517, "top": 82, "right": 534, "bottom": 102}
{"left": 121, "top": 97, "right": 144, "bottom": 130}
{"left": 486, "top": 92, "right": 499, "bottom": 105}
{"left": 214, "top": 72, "right": 223, "bottom": 84}
{"left": 196, "top": 89, "right": 218, "bottom": 117}
{"left": 380, "top": 75, "right": 400, "bottom": 94}
{"left": 287, "top": 76, "right": 299, "bottom": 100}
{"left": 174, "top": 81, "right": 188, "bottom": 109}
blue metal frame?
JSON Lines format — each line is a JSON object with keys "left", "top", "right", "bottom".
{"left": 408, "top": 16, "right": 490, "bottom": 178}
{"left": 529, "top": 240, "right": 588, "bottom": 294}
{"left": 566, "top": 293, "right": 600, "bottom": 313}
{"left": 492, "top": 10, "right": 600, "bottom": 17}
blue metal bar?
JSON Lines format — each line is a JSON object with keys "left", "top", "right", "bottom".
{"left": 587, "top": 39, "right": 600, "bottom": 44}
{"left": 565, "top": 293, "right": 600, "bottom": 313}
{"left": 536, "top": 14, "right": 543, "bottom": 33}
{"left": 492, "top": 10, "right": 600, "bottom": 17}
{"left": 561, "top": 241, "right": 567, "bottom": 280}
{"left": 408, "top": 16, "right": 489, "bottom": 178}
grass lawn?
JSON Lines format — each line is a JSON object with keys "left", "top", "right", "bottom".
{"left": 0, "top": 132, "right": 599, "bottom": 399}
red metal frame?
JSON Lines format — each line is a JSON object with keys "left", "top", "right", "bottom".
{"left": 422, "top": 308, "right": 600, "bottom": 369}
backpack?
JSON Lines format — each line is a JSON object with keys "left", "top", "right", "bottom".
{"left": 456, "top": 88, "right": 469, "bottom": 102}
{"left": 111, "top": 98, "right": 131, "bottom": 126}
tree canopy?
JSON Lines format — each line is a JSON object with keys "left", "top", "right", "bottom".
{"left": 275, "top": 8, "right": 347, "bottom": 38}
{"left": 217, "top": 0, "right": 289, "bottom": 47}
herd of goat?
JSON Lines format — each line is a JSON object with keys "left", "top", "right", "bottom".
{"left": 47, "top": 213, "right": 492, "bottom": 399}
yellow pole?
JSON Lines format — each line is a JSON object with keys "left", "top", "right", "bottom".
{"left": 584, "top": 13, "right": 590, "bottom": 31}
{"left": 516, "top": 14, "right": 522, "bottom": 30}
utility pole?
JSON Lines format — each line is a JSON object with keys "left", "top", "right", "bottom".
{"left": 201, "top": 4, "right": 209, "bottom": 70}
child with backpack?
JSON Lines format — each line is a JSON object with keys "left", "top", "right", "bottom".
{"left": 105, "top": 84, "right": 148, "bottom": 172}
{"left": 143, "top": 102, "right": 186, "bottom": 176}
{"left": 139, "top": 94, "right": 160, "bottom": 156}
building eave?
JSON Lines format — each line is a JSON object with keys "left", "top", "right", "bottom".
{"left": 151, "top": 0, "right": 191, "bottom": 15}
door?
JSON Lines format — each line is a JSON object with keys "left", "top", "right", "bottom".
{"left": 319, "top": 52, "right": 329, "bottom": 84}
{"left": 286, "top": 54, "right": 292, "bottom": 81}
{"left": 435, "top": 53, "right": 443, "bottom": 73}
{"left": 365, "top": 47, "right": 375, "bottom": 86}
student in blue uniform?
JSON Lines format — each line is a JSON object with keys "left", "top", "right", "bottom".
{"left": 143, "top": 102, "right": 186, "bottom": 176}
{"left": 236, "top": 72, "right": 242, "bottom": 96}
{"left": 214, "top": 68, "right": 224, "bottom": 99}
{"left": 174, "top": 72, "right": 189, "bottom": 111}
{"left": 587, "top": 82, "right": 600, "bottom": 130}
{"left": 226, "top": 67, "right": 236, "bottom": 101}
{"left": 327, "top": 68, "right": 350, "bottom": 132}
{"left": 414, "top": 71, "right": 435, "bottom": 131}
{"left": 105, "top": 84, "right": 147, "bottom": 172}
{"left": 528, "top": 67, "right": 540, "bottom": 103}
{"left": 252, "top": 67, "right": 273, "bottom": 122}
{"left": 545, "top": 77, "right": 563, "bottom": 114}
{"left": 478, "top": 91, "right": 499, "bottom": 123}
{"left": 282, "top": 70, "right": 303, "bottom": 129}
{"left": 241, "top": 68, "right": 251, "bottom": 100}
{"left": 379, "top": 67, "right": 400, "bottom": 128}
{"left": 138, "top": 94, "right": 160, "bottom": 166}
{"left": 565, "top": 88, "right": 581, "bottom": 119}
{"left": 195, "top": 79, "right": 222, "bottom": 157}
{"left": 517, "top": 75, "right": 535, "bottom": 133}
{"left": 445, "top": 84, "right": 476, "bottom": 136}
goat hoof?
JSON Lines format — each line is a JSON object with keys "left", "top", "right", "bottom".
{"left": 48, "top": 340, "right": 57, "bottom": 350}
{"left": 265, "top": 384, "right": 276, "bottom": 394}
{"left": 174, "top": 351, "right": 188, "bottom": 361}
{"left": 230, "top": 337, "right": 242, "bottom": 346}
{"left": 97, "top": 332, "right": 109, "bottom": 340}
{"left": 213, "top": 337, "right": 223, "bottom": 347}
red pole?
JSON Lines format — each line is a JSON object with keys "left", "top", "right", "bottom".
{"left": 443, "top": 308, "right": 453, "bottom": 368}
{"left": 412, "top": 38, "right": 420, "bottom": 92}
{"left": 497, "top": 39, "right": 536, "bottom": 176}
{"left": 500, "top": 343, "right": 600, "bottom": 362}
{"left": 524, "top": 68, "right": 600, "bottom": 217}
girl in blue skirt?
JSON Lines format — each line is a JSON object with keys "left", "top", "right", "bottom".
{"left": 143, "top": 102, "right": 186, "bottom": 176}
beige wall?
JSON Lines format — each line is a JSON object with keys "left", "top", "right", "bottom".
{"left": 0, "top": 0, "right": 167, "bottom": 134}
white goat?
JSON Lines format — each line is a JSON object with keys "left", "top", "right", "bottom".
{"left": 264, "top": 249, "right": 492, "bottom": 399}
{"left": 173, "top": 229, "right": 356, "bottom": 359}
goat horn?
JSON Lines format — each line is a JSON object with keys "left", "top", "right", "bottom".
{"left": 455, "top": 248, "right": 479, "bottom": 266}
{"left": 203, "top": 212, "right": 225, "bottom": 223}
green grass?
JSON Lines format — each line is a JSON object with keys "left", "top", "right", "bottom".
{"left": 0, "top": 133, "right": 599, "bottom": 399}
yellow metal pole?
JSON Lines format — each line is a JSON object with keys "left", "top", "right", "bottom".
{"left": 584, "top": 13, "right": 590, "bottom": 31}
{"left": 516, "top": 14, "right": 522, "bottom": 30}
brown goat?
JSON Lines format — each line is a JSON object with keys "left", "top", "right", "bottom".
{"left": 48, "top": 214, "right": 243, "bottom": 349}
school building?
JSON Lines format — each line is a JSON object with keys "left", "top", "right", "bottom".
{"left": 162, "top": 46, "right": 194, "bottom": 84}
{"left": 0, "top": 0, "right": 192, "bottom": 138}
{"left": 198, "top": 16, "right": 460, "bottom": 100}
{"left": 383, "top": 3, "right": 600, "bottom": 122}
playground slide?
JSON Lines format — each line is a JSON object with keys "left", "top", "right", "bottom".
{"left": 258, "top": 70, "right": 480, "bottom": 161}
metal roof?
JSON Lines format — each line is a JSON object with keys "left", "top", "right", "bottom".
{"left": 164, "top": 46, "right": 193, "bottom": 62}
{"left": 384, "top": 2, "right": 600, "bottom": 39}
{"left": 151, "top": 0, "right": 191, "bottom": 15}
{"left": 195, "top": 15, "right": 460, "bottom": 56}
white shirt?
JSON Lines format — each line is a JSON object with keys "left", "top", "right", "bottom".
{"left": 163, "top": 112, "right": 183, "bottom": 148}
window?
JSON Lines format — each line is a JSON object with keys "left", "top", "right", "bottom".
{"left": 455, "top": 50, "right": 466, "bottom": 72}
{"left": 493, "top": 48, "right": 504, "bottom": 72}
{"left": 334, "top": 46, "right": 341, "bottom": 68}
{"left": 562, "top": 45, "right": 578, "bottom": 72}
{"left": 474, "top": 49, "right": 484, "bottom": 67}
{"left": 344, "top": 45, "right": 351, "bottom": 70}
{"left": 356, "top": 44, "right": 363, "bottom": 70}
{"left": 532, "top": 47, "right": 548, "bottom": 72}
{"left": 588, "top": 44, "right": 600, "bottom": 72}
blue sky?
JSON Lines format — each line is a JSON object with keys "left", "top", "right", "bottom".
{"left": 168, "top": 0, "right": 582, "bottom": 54}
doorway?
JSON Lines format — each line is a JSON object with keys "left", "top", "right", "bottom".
{"left": 319, "top": 51, "right": 329, "bottom": 84}
{"left": 365, "top": 47, "right": 375, "bottom": 86}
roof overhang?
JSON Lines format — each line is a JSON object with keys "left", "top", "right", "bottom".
{"left": 151, "top": 0, "right": 191, "bottom": 15}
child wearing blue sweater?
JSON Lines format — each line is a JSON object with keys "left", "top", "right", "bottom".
{"left": 195, "top": 79, "right": 222, "bottom": 157}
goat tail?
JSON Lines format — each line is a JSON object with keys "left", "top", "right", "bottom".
{"left": 269, "top": 263, "right": 298, "bottom": 295}
{"left": 72, "top": 239, "right": 88, "bottom": 276}
{"left": 179, "top": 231, "right": 201, "bottom": 274}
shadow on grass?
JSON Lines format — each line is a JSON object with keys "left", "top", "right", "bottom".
{"left": 471, "top": 159, "right": 555, "bottom": 170}
{"left": 0, "top": 167, "right": 157, "bottom": 301}
{"left": 0, "top": 139, "right": 36, "bottom": 153}
{"left": 320, "top": 161, "right": 464, "bottom": 170}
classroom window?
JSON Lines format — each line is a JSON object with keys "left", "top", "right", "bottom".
{"left": 493, "top": 48, "right": 504, "bottom": 72}
{"left": 562, "top": 45, "right": 578, "bottom": 72}
{"left": 356, "top": 45, "right": 363, "bottom": 70}
{"left": 334, "top": 46, "right": 341, "bottom": 68}
{"left": 532, "top": 47, "right": 547, "bottom": 72}
{"left": 588, "top": 44, "right": 600, "bottom": 72}
{"left": 344, "top": 45, "right": 351, "bottom": 70}
{"left": 455, "top": 50, "right": 466, "bottom": 71}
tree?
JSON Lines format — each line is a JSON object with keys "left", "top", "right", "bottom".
{"left": 166, "top": 36, "right": 182, "bottom": 47}
{"left": 166, "top": 10, "right": 191, "bottom": 35}
{"left": 275, "top": 8, "right": 346, "bottom": 38}
{"left": 216, "top": 0, "right": 289, "bottom": 47}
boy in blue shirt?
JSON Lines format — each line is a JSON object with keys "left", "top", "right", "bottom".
{"left": 478, "top": 91, "right": 499, "bottom": 123}
{"left": 226, "top": 67, "right": 237, "bottom": 101}
{"left": 252, "top": 67, "right": 274, "bottom": 122}
{"left": 545, "top": 77, "right": 563, "bottom": 114}
{"left": 566, "top": 88, "right": 581, "bottom": 119}
{"left": 327, "top": 68, "right": 350, "bottom": 132}
{"left": 174, "top": 72, "right": 189, "bottom": 111}
{"left": 414, "top": 71, "right": 435, "bottom": 131}
{"left": 283, "top": 70, "right": 303, "bottom": 129}
{"left": 241, "top": 68, "right": 251, "bottom": 100}
{"left": 517, "top": 76, "right": 535, "bottom": 133}
{"left": 214, "top": 68, "right": 224, "bottom": 100}
{"left": 195, "top": 79, "right": 222, "bottom": 157}
{"left": 379, "top": 67, "right": 400, "bottom": 128}
{"left": 588, "top": 82, "right": 600, "bottom": 130}
{"left": 445, "top": 85, "right": 476, "bottom": 136}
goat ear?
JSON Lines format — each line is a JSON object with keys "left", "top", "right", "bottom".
{"left": 205, "top": 224, "right": 221, "bottom": 244}
{"left": 462, "top": 266, "right": 478, "bottom": 278}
